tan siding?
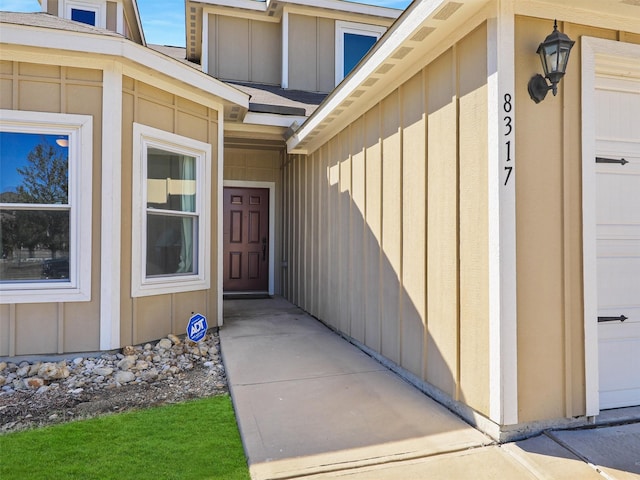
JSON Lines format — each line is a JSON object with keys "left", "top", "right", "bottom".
{"left": 317, "top": 17, "right": 336, "bottom": 93}
{"left": 327, "top": 141, "right": 340, "bottom": 330}
{"left": 350, "top": 117, "right": 366, "bottom": 344}
{"left": 46, "top": 0, "right": 58, "bottom": 16}
{"left": 121, "top": 78, "right": 220, "bottom": 346}
{"left": 457, "top": 24, "right": 489, "bottom": 414}
{"left": 401, "top": 71, "right": 426, "bottom": 378}
{"left": 106, "top": 1, "right": 117, "bottom": 32}
{"left": 251, "top": 20, "right": 281, "bottom": 85}
{"left": 513, "top": 17, "right": 631, "bottom": 423}
{"left": 0, "top": 63, "right": 103, "bottom": 355}
{"left": 338, "top": 130, "right": 351, "bottom": 334}
{"left": 426, "top": 49, "right": 458, "bottom": 398}
{"left": 15, "top": 304, "right": 58, "bottom": 355}
{"left": 380, "top": 91, "right": 402, "bottom": 365}
{"left": 364, "top": 105, "right": 382, "bottom": 351}
{"left": 218, "top": 16, "right": 250, "bottom": 81}
{"left": 0, "top": 305, "right": 9, "bottom": 356}
{"left": 282, "top": 23, "right": 494, "bottom": 420}
{"left": 208, "top": 14, "right": 281, "bottom": 85}
{"left": 289, "top": 14, "right": 318, "bottom": 92}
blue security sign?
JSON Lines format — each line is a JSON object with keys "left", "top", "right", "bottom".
{"left": 187, "top": 313, "right": 208, "bottom": 342}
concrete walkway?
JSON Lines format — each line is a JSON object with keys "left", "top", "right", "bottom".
{"left": 220, "top": 297, "right": 640, "bottom": 480}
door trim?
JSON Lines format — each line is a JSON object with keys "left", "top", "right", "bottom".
{"left": 582, "top": 37, "right": 640, "bottom": 417}
{"left": 223, "top": 181, "right": 275, "bottom": 296}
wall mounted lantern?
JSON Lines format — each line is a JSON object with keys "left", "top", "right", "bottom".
{"left": 528, "top": 20, "right": 575, "bottom": 103}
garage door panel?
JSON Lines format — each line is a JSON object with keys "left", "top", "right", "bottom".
{"left": 596, "top": 74, "right": 640, "bottom": 410}
{"left": 596, "top": 255, "right": 640, "bottom": 309}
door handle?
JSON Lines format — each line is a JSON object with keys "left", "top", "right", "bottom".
{"left": 598, "top": 315, "right": 628, "bottom": 323}
{"left": 262, "top": 237, "right": 267, "bottom": 261}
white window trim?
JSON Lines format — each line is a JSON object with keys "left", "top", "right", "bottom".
{"left": 131, "top": 123, "right": 211, "bottom": 298}
{"left": 335, "top": 20, "right": 386, "bottom": 86}
{"left": 0, "top": 110, "right": 93, "bottom": 304}
{"left": 63, "top": 0, "right": 107, "bottom": 29}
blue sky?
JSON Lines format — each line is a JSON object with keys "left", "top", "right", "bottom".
{"left": 0, "top": 0, "right": 412, "bottom": 47}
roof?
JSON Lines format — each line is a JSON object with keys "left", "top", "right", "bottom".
{"left": 227, "top": 81, "right": 328, "bottom": 116}
{"left": 0, "top": 11, "right": 122, "bottom": 38}
{"left": 0, "top": 12, "right": 249, "bottom": 118}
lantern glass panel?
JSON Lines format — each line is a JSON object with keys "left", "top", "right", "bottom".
{"left": 544, "top": 43, "right": 560, "bottom": 74}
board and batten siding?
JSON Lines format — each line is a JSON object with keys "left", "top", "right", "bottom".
{"left": 514, "top": 17, "right": 640, "bottom": 423}
{"left": 206, "top": 14, "right": 281, "bottom": 86}
{"left": 0, "top": 62, "right": 103, "bottom": 355}
{"left": 282, "top": 24, "right": 491, "bottom": 417}
{"left": 120, "top": 77, "right": 220, "bottom": 347}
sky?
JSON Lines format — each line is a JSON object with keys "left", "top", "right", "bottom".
{"left": 0, "top": 0, "right": 413, "bottom": 47}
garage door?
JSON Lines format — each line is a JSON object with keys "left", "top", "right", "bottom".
{"left": 596, "top": 75, "right": 640, "bottom": 410}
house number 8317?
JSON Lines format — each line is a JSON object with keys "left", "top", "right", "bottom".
{"left": 503, "top": 93, "right": 513, "bottom": 186}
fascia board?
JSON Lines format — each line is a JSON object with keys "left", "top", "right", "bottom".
{"left": 193, "top": 0, "right": 268, "bottom": 12}
{"left": 281, "top": 0, "right": 400, "bottom": 19}
{"left": 0, "top": 23, "right": 249, "bottom": 110}
{"left": 125, "top": 0, "right": 146, "bottom": 45}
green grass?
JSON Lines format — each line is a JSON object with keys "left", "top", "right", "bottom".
{"left": 0, "top": 395, "right": 249, "bottom": 480}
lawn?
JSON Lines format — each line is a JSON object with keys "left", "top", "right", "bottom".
{"left": 0, "top": 395, "right": 249, "bottom": 480}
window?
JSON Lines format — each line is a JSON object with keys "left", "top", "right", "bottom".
{"left": 132, "top": 124, "right": 211, "bottom": 297}
{"left": 0, "top": 110, "right": 92, "bottom": 303}
{"left": 71, "top": 8, "right": 96, "bottom": 26}
{"left": 335, "top": 21, "right": 386, "bottom": 86}
{"left": 64, "top": 1, "right": 105, "bottom": 28}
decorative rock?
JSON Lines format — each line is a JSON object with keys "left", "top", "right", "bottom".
{"left": 167, "top": 334, "right": 181, "bottom": 345}
{"left": 23, "top": 377, "right": 45, "bottom": 389}
{"left": 114, "top": 371, "right": 135, "bottom": 384}
{"left": 38, "top": 363, "right": 70, "bottom": 380}
{"left": 116, "top": 356, "right": 136, "bottom": 370}
{"left": 122, "top": 345, "right": 136, "bottom": 356}
{"left": 157, "top": 338, "right": 172, "bottom": 350}
{"left": 16, "top": 365, "right": 29, "bottom": 378}
{"left": 70, "top": 388, "right": 84, "bottom": 395}
{"left": 28, "top": 363, "right": 42, "bottom": 377}
{"left": 94, "top": 367, "right": 113, "bottom": 377}
{"left": 72, "top": 357, "right": 84, "bottom": 365}
{"left": 140, "top": 368, "right": 159, "bottom": 382}
{"left": 0, "top": 361, "right": 6, "bottom": 371}
{"left": 208, "top": 346, "right": 219, "bottom": 356}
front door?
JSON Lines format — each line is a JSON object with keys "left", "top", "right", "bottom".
{"left": 223, "top": 187, "right": 269, "bottom": 292}
{"left": 596, "top": 74, "right": 640, "bottom": 409}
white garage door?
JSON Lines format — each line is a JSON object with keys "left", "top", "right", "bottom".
{"left": 596, "top": 75, "right": 640, "bottom": 410}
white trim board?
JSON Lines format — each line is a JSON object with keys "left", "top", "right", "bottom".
{"left": 486, "top": 3, "right": 518, "bottom": 426}
{"left": 581, "top": 37, "right": 640, "bottom": 417}
{"left": 222, "top": 180, "right": 276, "bottom": 297}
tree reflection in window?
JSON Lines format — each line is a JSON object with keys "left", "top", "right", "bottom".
{"left": 0, "top": 133, "right": 70, "bottom": 281}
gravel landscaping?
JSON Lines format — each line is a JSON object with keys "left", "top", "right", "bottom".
{"left": 0, "top": 330, "right": 228, "bottom": 433}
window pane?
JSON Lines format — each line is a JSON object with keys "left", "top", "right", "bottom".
{"left": 147, "top": 148, "right": 196, "bottom": 213}
{"left": 344, "top": 33, "right": 377, "bottom": 77}
{"left": 0, "top": 209, "right": 70, "bottom": 282}
{"left": 71, "top": 8, "right": 96, "bottom": 26}
{"left": 0, "top": 132, "right": 69, "bottom": 204}
{"left": 146, "top": 213, "right": 197, "bottom": 276}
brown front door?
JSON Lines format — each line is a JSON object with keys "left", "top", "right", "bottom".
{"left": 223, "top": 187, "right": 269, "bottom": 292}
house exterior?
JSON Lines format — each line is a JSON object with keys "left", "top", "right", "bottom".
{"left": 1, "top": 0, "right": 639, "bottom": 440}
